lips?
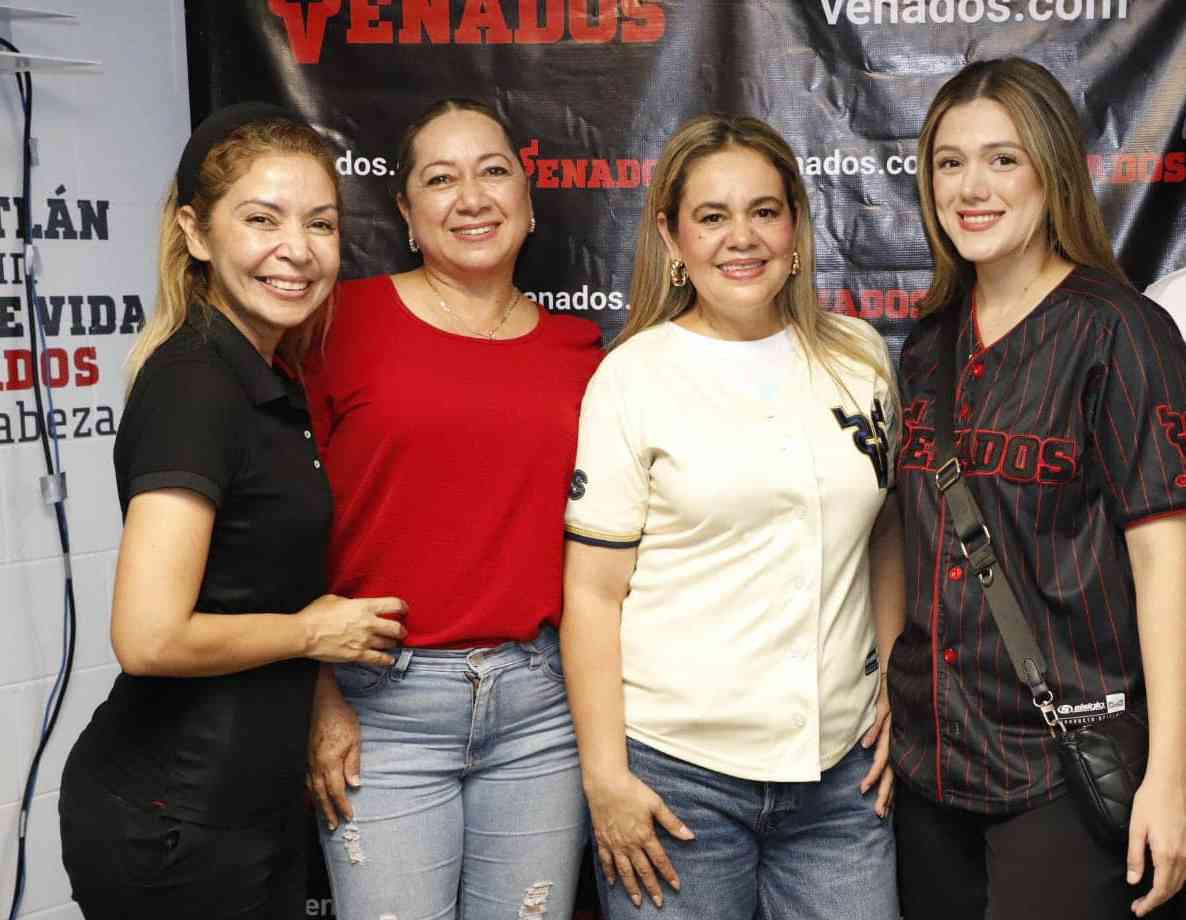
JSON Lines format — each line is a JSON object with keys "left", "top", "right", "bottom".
{"left": 716, "top": 259, "right": 767, "bottom": 280}
{"left": 956, "top": 211, "right": 1004, "bottom": 232}
{"left": 451, "top": 223, "right": 499, "bottom": 241}
{"left": 258, "top": 276, "right": 312, "bottom": 294}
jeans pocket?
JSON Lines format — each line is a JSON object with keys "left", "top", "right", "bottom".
{"left": 538, "top": 645, "right": 567, "bottom": 686}
{"left": 334, "top": 661, "right": 392, "bottom": 698}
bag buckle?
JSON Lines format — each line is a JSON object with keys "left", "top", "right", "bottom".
{"left": 1033, "top": 690, "right": 1066, "bottom": 735}
{"left": 935, "top": 457, "right": 961, "bottom": 493}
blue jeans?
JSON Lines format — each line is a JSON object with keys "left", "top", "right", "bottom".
{"left": 596, "top": 737, "right": 898, "bottom": 920}
{"left": 320, "top": 626, "right": 587, "bottom": 920}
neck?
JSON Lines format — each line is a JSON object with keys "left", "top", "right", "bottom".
{"left": 422, "top": 265, "right": 517, "bottom": 320}
{"left": 973, "top": 241, "right": 1069, "bottom": 318}
{"left": 683, "top": 299, "right": 783, "bottom": 341}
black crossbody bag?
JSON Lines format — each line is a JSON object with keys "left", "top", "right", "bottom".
{"left": 930, "top": 303, "right": 1148, "bottom": 846}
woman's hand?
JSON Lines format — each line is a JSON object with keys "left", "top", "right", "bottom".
{"left": 1127, "top": 769, "right": 1186, "bottom": 917}
{"left": 585, "top": 769, "right": 695, "bottom": 909}
{"left": 859, "top": 681, "right": 895, "bottom": 818}
{"left": 307, "top": 667, "right": 362, "bottom": 831}
{"left": 299, "top": 594, "right": 407, "bottom": 665}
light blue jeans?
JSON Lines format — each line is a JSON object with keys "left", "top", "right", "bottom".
{"left": 596, "top": 737, "right": 899, "bottom": 920}
{"left": 320, "top": 626, "right": 587, "bottom": 920}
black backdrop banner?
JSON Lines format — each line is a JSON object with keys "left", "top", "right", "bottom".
{"left": 186, "top": 0, "right": 1186, "bottom": 356}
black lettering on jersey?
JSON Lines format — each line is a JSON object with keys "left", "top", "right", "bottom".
{"left": 569, "top": 469, "right": 588, "bottom": 500}
{"left": 832, "top": 399, "right": 889, "bottom": 489}
{"left": 1156, "top": 405, "right": 1186, "bottom": 487}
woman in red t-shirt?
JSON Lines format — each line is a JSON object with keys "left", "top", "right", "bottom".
{"left": 303, "top": 98, "right": 602, "bottom": 920}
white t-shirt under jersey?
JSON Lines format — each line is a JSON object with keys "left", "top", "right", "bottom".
{"left": 565, "top": 317, "right": 897, "bottom": 782}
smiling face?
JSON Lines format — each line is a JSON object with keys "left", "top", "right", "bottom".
{"left": 658, "top": 145, "right": 795, "bottom": 326}
{"left": 180, "top": 153, "right": 339, "bottom": 357}
{"left": 931, "top": 97, "right": 1048, "bottom": 271}
{"left": 398, "top": 108, "right": 531, "bottom": 278}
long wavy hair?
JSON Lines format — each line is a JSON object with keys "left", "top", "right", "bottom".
{"left": 127, "top": 117, "right": 340, "bottom": 386}
{"left": 619, "top": 113, "right": 890, "bottom": 397}
{"left": 916, "top": 57, "right": 1125, "bottom": 315}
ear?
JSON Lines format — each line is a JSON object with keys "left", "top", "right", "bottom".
{"left": 176, "top": 205, "right": 211, "bottom": 263}
{"left": 656, "top": 212, "right": 682, "bottom": 261}
{"left": 396, "top": 193, "right": 411, "bottom": 226}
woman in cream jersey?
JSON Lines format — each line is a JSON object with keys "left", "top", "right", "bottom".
{"left": 562, "top": 113, "right": 904, "bottom": 920}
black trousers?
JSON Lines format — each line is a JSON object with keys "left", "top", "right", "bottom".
{"left": 59, "top": 764, "right": 307, "bottom": 920}
{"left": 895, "top": 779, "right": 1182, "bottom": 920}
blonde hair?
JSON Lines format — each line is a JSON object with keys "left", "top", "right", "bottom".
{"left": 916, "top": 57, "right": 1126, "bottom": 315}
{"left": 127, "top": 118, "right": 341, "bottom": 386}
{"left": 620, "top": 113, "right": 891, "bottom": 399}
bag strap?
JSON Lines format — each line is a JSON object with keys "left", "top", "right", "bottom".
{"left": 930, "top": 303, "right": 1064, "bottom": 732}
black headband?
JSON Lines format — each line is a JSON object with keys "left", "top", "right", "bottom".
{"left": 176, "top": 102, "right": 306, "bottom": 206}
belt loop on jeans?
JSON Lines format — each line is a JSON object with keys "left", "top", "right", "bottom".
{"left": 391, "top": 648, "right": 413, "bottom": 683}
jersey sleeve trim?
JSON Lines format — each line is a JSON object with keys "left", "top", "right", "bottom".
{"left": 565, "top": 524, "right": 642, "bottom": 549}
{"left": 127, "top": 471, "right": 223, "bottom": 507}
{"left": 1122, "top": 506, "right": 1186, "bottom": 530}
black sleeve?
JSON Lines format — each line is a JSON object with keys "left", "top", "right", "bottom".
{"left": 1090, "top": 295, "right": 1186, "bottom": 528}
{"left": 116, "top": 354, "right": 245, "bottom": 509}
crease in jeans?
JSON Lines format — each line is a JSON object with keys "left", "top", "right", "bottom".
{"left": 518, "top": 880, "right": 553, "bottom": 918}
{"left": 342, "top": 822, "right": 365, "bottom": 865}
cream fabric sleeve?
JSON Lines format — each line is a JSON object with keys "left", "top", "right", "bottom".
{"left": 873, "top": 333, "right": 900, "bottom": 492}
{"left": 564, "top": 351, "right": 649, "bottom": 548}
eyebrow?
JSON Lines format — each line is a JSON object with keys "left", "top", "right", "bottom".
{"left": 933, "top": 141, "right": 1025, "bottom": 155}
{"left": 691, "top": 195, "right": 784, "bottom": 213}
{"left": 234, "top": 199, "right": 339, "bottom": 215}
{"left": 418, "top": 151, "right": 513, "bottom": 174}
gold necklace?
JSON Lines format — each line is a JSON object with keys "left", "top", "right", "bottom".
{"left": 423, "top": 272, "right": 521, "bottom": 340}
{"left": 973, "top": 256, "right": 1053, "bottom": 354}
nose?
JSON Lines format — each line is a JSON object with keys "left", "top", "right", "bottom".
{"left": 726, "top": 215, "right": 756, "bottom": 248}
{"left": 959, "top": 161, "right": 990, "bottom": 201}
{"left": 454, "top": 174, "right": 490, "bottom": 214}
{"left": 277, "top": 222, "right": 312, "bottom": 263}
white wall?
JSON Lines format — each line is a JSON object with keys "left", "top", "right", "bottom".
{"left": 0, "top": 3, "right": 188, "bottom": 917}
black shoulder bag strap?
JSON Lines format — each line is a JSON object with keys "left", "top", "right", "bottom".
{"left": 930, "top": 304, "right": 1062, "bottom": 728}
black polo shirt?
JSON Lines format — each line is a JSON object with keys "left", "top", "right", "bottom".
{"left": 73, "top": 306, "right": 332, "bottom": 827}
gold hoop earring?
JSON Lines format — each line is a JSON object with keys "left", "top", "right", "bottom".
{"left": 669, "top": 258, "right": 688, "bottom": 288}
{"left": 790, "top": 250, "right": 800, "bottom": 278}
{"left": 408, "top": 231, "right": 419, "bottom": 254}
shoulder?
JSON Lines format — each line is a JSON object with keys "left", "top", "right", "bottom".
{"left": 1146, "top": 266, "right": 1186, "bottom": 304}
{"left": 1060, "top": 266, "right": 1181, "bottom": 347}
{"left": 826, "top": 312, "right": 891, "bottom": 364}
{"left": 332, "top": 274, "right": 394, "bottom": 320}
{"left": 535, "top": 309, "right": 604, "bottom": 348}
{"left": 899, "top": 309, "right": 945, "bottom": 371}
{"left": 131, "top": 323, "right": 244, "bottom": 409}
{"left": 599, "top": 324, "right": 677, "bottom": 373}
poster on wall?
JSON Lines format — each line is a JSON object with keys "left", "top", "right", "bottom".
{"left": 186, "top": 0, "right": 1186, "bottom": 357}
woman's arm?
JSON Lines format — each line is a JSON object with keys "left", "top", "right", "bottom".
{"left": 561, "top": 540, "right": 694, "bottom": 910}
{"left": 111, "top": 489, "right": 406, "bottom": 678}
{"left": 1124, "top": 515, "right": 1186, "bottom": 917}
{"left": 859, "top": 498, "right": 906, "bottom": 815}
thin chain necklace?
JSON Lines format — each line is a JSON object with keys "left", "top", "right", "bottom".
{"left": 423, "top": 272, "right": 521, "bottom": 340}
{"left": 973, "top": 254, "right": 1053, "bottom": 355}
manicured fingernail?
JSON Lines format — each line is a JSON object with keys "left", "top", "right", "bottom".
{"left": 631, "top": 894, "right": 641, "bottom": 907}
{"left": 349, "top": 775, "right": 361, "bottom": 787}
{"left": 653, "top": 895, "right": 663, "bottom": 908}
{"left": 328, "top": 822, "right": 337, "bottom": 831}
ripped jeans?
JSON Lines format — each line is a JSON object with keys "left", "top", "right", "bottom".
{"left": 320, "top": 626, "right": 588, "bottom": 920}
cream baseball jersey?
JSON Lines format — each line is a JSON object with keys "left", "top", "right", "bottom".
{"left": 565, "top": 318, "right": 897, "bottom": 781}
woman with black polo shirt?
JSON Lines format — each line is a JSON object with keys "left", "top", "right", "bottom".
{"left": 57, "top": 105, "right": 406, "bottom": 919}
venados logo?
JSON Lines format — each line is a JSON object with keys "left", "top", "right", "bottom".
{"left": 519, "top": 139, "right": 657, "bottom": 190}
{"left": 270, "top": 0, "right": 666, "bottom": 65}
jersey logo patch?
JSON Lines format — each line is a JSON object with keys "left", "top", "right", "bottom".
{"left": 832, "top": 399, "right": 890, "bottom": 489}
{"left": 1156, "top": 405, "right": 1186, "bottom": 487}
{"left": 569, "top": 469, "right": 588, "bottom": 500}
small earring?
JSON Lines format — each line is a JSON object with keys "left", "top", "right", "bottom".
{"left": 408, "top": 232, "right": 419, "bottom": 254}
{"left": 529, "top": 216, "right": 536, "bottom": 234}
{"left": 669, "top": 258, "right": 688, "bottom": 288}
{"left": 790, "top": 250, "right": 800, "bottom": 278}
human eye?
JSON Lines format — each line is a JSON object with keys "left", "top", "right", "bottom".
{"left": 699, "top": 212, "right": 725, "bottom": 225}
{"left": 992, "top": 152, "right": 1020, "bottom": 168}
{"left": 755, "top": 206, "right": 781, "bottom": 219}
{"left": 935, "top": 156, "right": 961, "bottom": 171}
{"left": 246, "top": 213, "right": 277, "bottom": 228}
{"left": 424, "top": 172, "right": 453, "bottom": 187}
{"left": 309, "top": 218, "right": 338, "bottom": 234}
{"left": 483, "top": 163, "right": 511, "bottom": 177}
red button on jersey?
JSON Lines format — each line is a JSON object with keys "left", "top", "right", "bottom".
{"left": 943, "top": 648, "right": 959, "bottom": 665}
{"left": 948, "top": 565, "right": 964, "bottom": 581}
{"left": 971, "top": 362, "right": 985, "bottom": 379}
{"left": 958, "top": 403, "right": 972, "bottom": 421}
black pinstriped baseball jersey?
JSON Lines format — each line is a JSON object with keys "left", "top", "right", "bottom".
{"left": 889, "top": 265, "right": 1186, "bottom": 815}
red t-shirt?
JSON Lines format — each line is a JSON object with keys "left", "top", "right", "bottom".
{"left": 304, "top": 275, "right": 603, "bottom": 647}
